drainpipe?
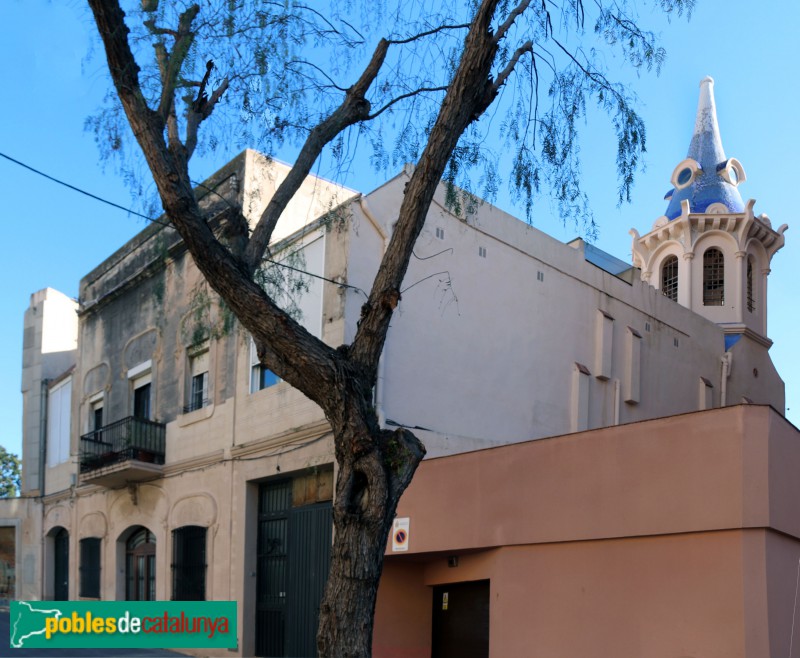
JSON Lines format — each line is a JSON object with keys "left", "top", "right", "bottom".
{"left": 357, "top": 197, "right": 388, "bottom": 428}
{"left": 720, "top": 352, "right": 732, "bottom": 407}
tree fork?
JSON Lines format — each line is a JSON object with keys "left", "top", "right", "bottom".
{"left": 318, "top": 426, "right": 424, "bottom": 657}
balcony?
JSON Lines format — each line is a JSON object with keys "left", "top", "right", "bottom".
{"left": 79, "top": 417, "right": 166, "bottom": 487}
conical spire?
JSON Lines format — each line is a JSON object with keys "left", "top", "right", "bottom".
{"left": 664, "top": 77, "right": 745, "bottom": 219}
{"left": 688, "top": 76, "right": 726, "bottom": 168}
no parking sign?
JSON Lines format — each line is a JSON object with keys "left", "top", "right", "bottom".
{"left": 392, "top": 517, "right": 410, "bottom": 552}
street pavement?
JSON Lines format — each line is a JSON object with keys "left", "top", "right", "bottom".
{"left": 0, "top": 609, "right": 186, "bottom": 658}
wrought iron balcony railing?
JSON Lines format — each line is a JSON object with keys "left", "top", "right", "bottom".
{"left": 79, "top": 416, "right": 166, "bottom": 473}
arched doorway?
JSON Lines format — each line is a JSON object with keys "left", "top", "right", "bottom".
{"left": 125, "top": 526, "right": 155, "bottom": 601}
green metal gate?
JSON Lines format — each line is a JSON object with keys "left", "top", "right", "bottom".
{"left": 256, "top": 479, "right": 332, "bottom": 657}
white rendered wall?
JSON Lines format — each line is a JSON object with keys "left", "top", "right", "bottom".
{"left": 344, "top": 173, "right": 772, "bottom": 453}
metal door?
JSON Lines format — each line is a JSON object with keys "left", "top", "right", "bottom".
{"left": 256, "top": 480, "right": 332, "bottom": 657}
{"left": 432, "top": 580, "right": 490, "bottom": 658}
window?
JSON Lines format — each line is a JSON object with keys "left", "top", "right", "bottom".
{"left": 747, "top": 257, "right": 755, "bottom": 313}
{"left": 133, "top": 382, "right": 151, "bottom": 419}
{"left": 661, "top": 255, "right": 679, "bottom": 302}
{"left": 703, "top": 248, "right": 725, "bottom": 306}
{"left": 250, "top": 340, "right": 280, "bottom": 393}
{"left": 172, "top": 526, "right": 207, "bottom": 601}
{"left": 186, "top": 350, "right": 209, "bottom": 413}
{"left": 92, "top": 403, "right": 103, "bottom": 432}
{"left": 79, "top": 538, "right": 101, "bottom": 598}
{"left": 128, "top": 362, "right": 152, "bottom": 419}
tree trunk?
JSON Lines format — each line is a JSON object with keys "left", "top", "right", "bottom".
{"left": 317, "top": 422, "right": 424, "bottom": 657}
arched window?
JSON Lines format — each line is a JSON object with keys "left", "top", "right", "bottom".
{"left": 126, "top": 527, "right": 155, "bottom": 601}
{"left": 661, "top": 255, "right": 679, "bottom": 302}
{"left": 747, "top": 257, "right": 755, "bottom": 313}
{"left": 703, "top": 248, "right": 725, "bottom": 306}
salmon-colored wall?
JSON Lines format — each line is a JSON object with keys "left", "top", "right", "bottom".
{"left": 376, "top": 531, "right": 759, "bottom": 657}
{"left": 765, "top": 530, "right": 800, "bottom": 656}
{"left": 374, "top": 407, "right": 800, "bottom": 657}
{"left": 373, "top": 561, "right": 431, "bottom": 658}
{"left": 387, "top": 406, "right": 793, "bottom": 555}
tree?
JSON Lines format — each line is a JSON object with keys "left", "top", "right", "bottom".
{"left": 86, "top": 0, "right": 692, "bottom": 654}
{"left": 0, "top": 447, "right": 21, "bottom": 498}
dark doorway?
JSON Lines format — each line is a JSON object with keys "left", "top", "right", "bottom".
{"left": 255, "top": 478, "right": 332, "bottom": 657}
{"left": 53, "top": 528, "right": 69, "bottom": 600}
{"left": 126, "top": 527, "right": 156, "bottom": 601}
{"left": 432, "top": 580, "right": 490, "bottom": 658}
{"left": 133, "top": 383, "right": 151, "bottom": 420}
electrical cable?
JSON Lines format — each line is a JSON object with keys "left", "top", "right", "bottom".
{"left": 0, "top": 150, "right": 168, "bottom": 225}
{"left": 0, "top": 150, "right": 366, "bottom": 296}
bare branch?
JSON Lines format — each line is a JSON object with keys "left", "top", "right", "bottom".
{"left": 349, "top": 0, "right": 502, "bottom": 373}
{"left": 367, "top": 86, "right": 448, "bottom": 120}
{"left": 494, "top": 0, "right": 533, "bottom": 42}
{"left": 492, "top": 40, "right": 533, "bottom": 91}
{"left": 387, "top": 23, "right": 471, "bottom": 45}
{"left": 243, "top": 38, "right": 391, "bottom": 273}
{"left": 185, "top": 72, "right": 229, "bottom": 160}
{"left": 287, "top": 59, "right": 348, "bottom": 92}
{"left": 155, "top": 4, "right": 200, "bottom": 124}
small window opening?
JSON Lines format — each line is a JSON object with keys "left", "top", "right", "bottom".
{"left": 703, "top": 248, "right": 725, "bottom": 306}
{"left": 747, "top": 257, "right": 755, "bottom": 313}
{"left": 250, "top": 340, "right": 280, "bottom": 393}
{"left": 661, "top": 255, "right": 679, "bottom": 302}
{"left": 185, "top": 350, "right": 209, "bottom": 413}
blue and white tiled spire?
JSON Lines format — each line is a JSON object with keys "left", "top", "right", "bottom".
{"left": 664, "top": 77, "right": 745, "bottom": 219}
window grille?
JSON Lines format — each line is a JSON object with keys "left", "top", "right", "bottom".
{"left": 703, "top": 248, "right": 725, "bottom": 306}
{"left": 747, "top": 258, "right": 755, "bottom": 312}
{"left": 661, "top": 255, "right": 679, "bottom": 302}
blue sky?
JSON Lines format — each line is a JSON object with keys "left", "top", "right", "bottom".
{"left": 1, "top": 1, "right": 798, "bottom": 458}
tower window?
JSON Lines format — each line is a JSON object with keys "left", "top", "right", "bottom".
{"left": 747, "top": 257, "right": 755, "bottom": 313}
{"left": 703, "top": 248, "right": 725, "bottom": 306}
{"left": 661, "top": 255, "right": 679, "bottom": 302}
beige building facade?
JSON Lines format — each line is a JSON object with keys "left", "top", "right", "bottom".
{"left": 4, "top": 78, "right": 791, "bottom": 656}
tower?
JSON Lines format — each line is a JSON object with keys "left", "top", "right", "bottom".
{"left": 630, "top": 77, "right": 787, "bottom": 351}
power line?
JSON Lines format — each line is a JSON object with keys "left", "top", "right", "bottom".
{"left": 0, "top": 150, "right": 164, "bottom": 224}
{"left": 0, "top": 149, "right": 367, "bottom": 296}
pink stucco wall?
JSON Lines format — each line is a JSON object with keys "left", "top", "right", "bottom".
{"left": 374, "top": 406, "right": 800, "bottom": 657}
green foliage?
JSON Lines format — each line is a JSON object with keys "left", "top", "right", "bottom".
{"left": 181, "top": 283, "right": 237, "bottom": 346}
{"left": 0, "top": 447, "right": 21, "bottom": 498}
{"left": 88, "top": 0, "right": 694, "bottom": 238}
